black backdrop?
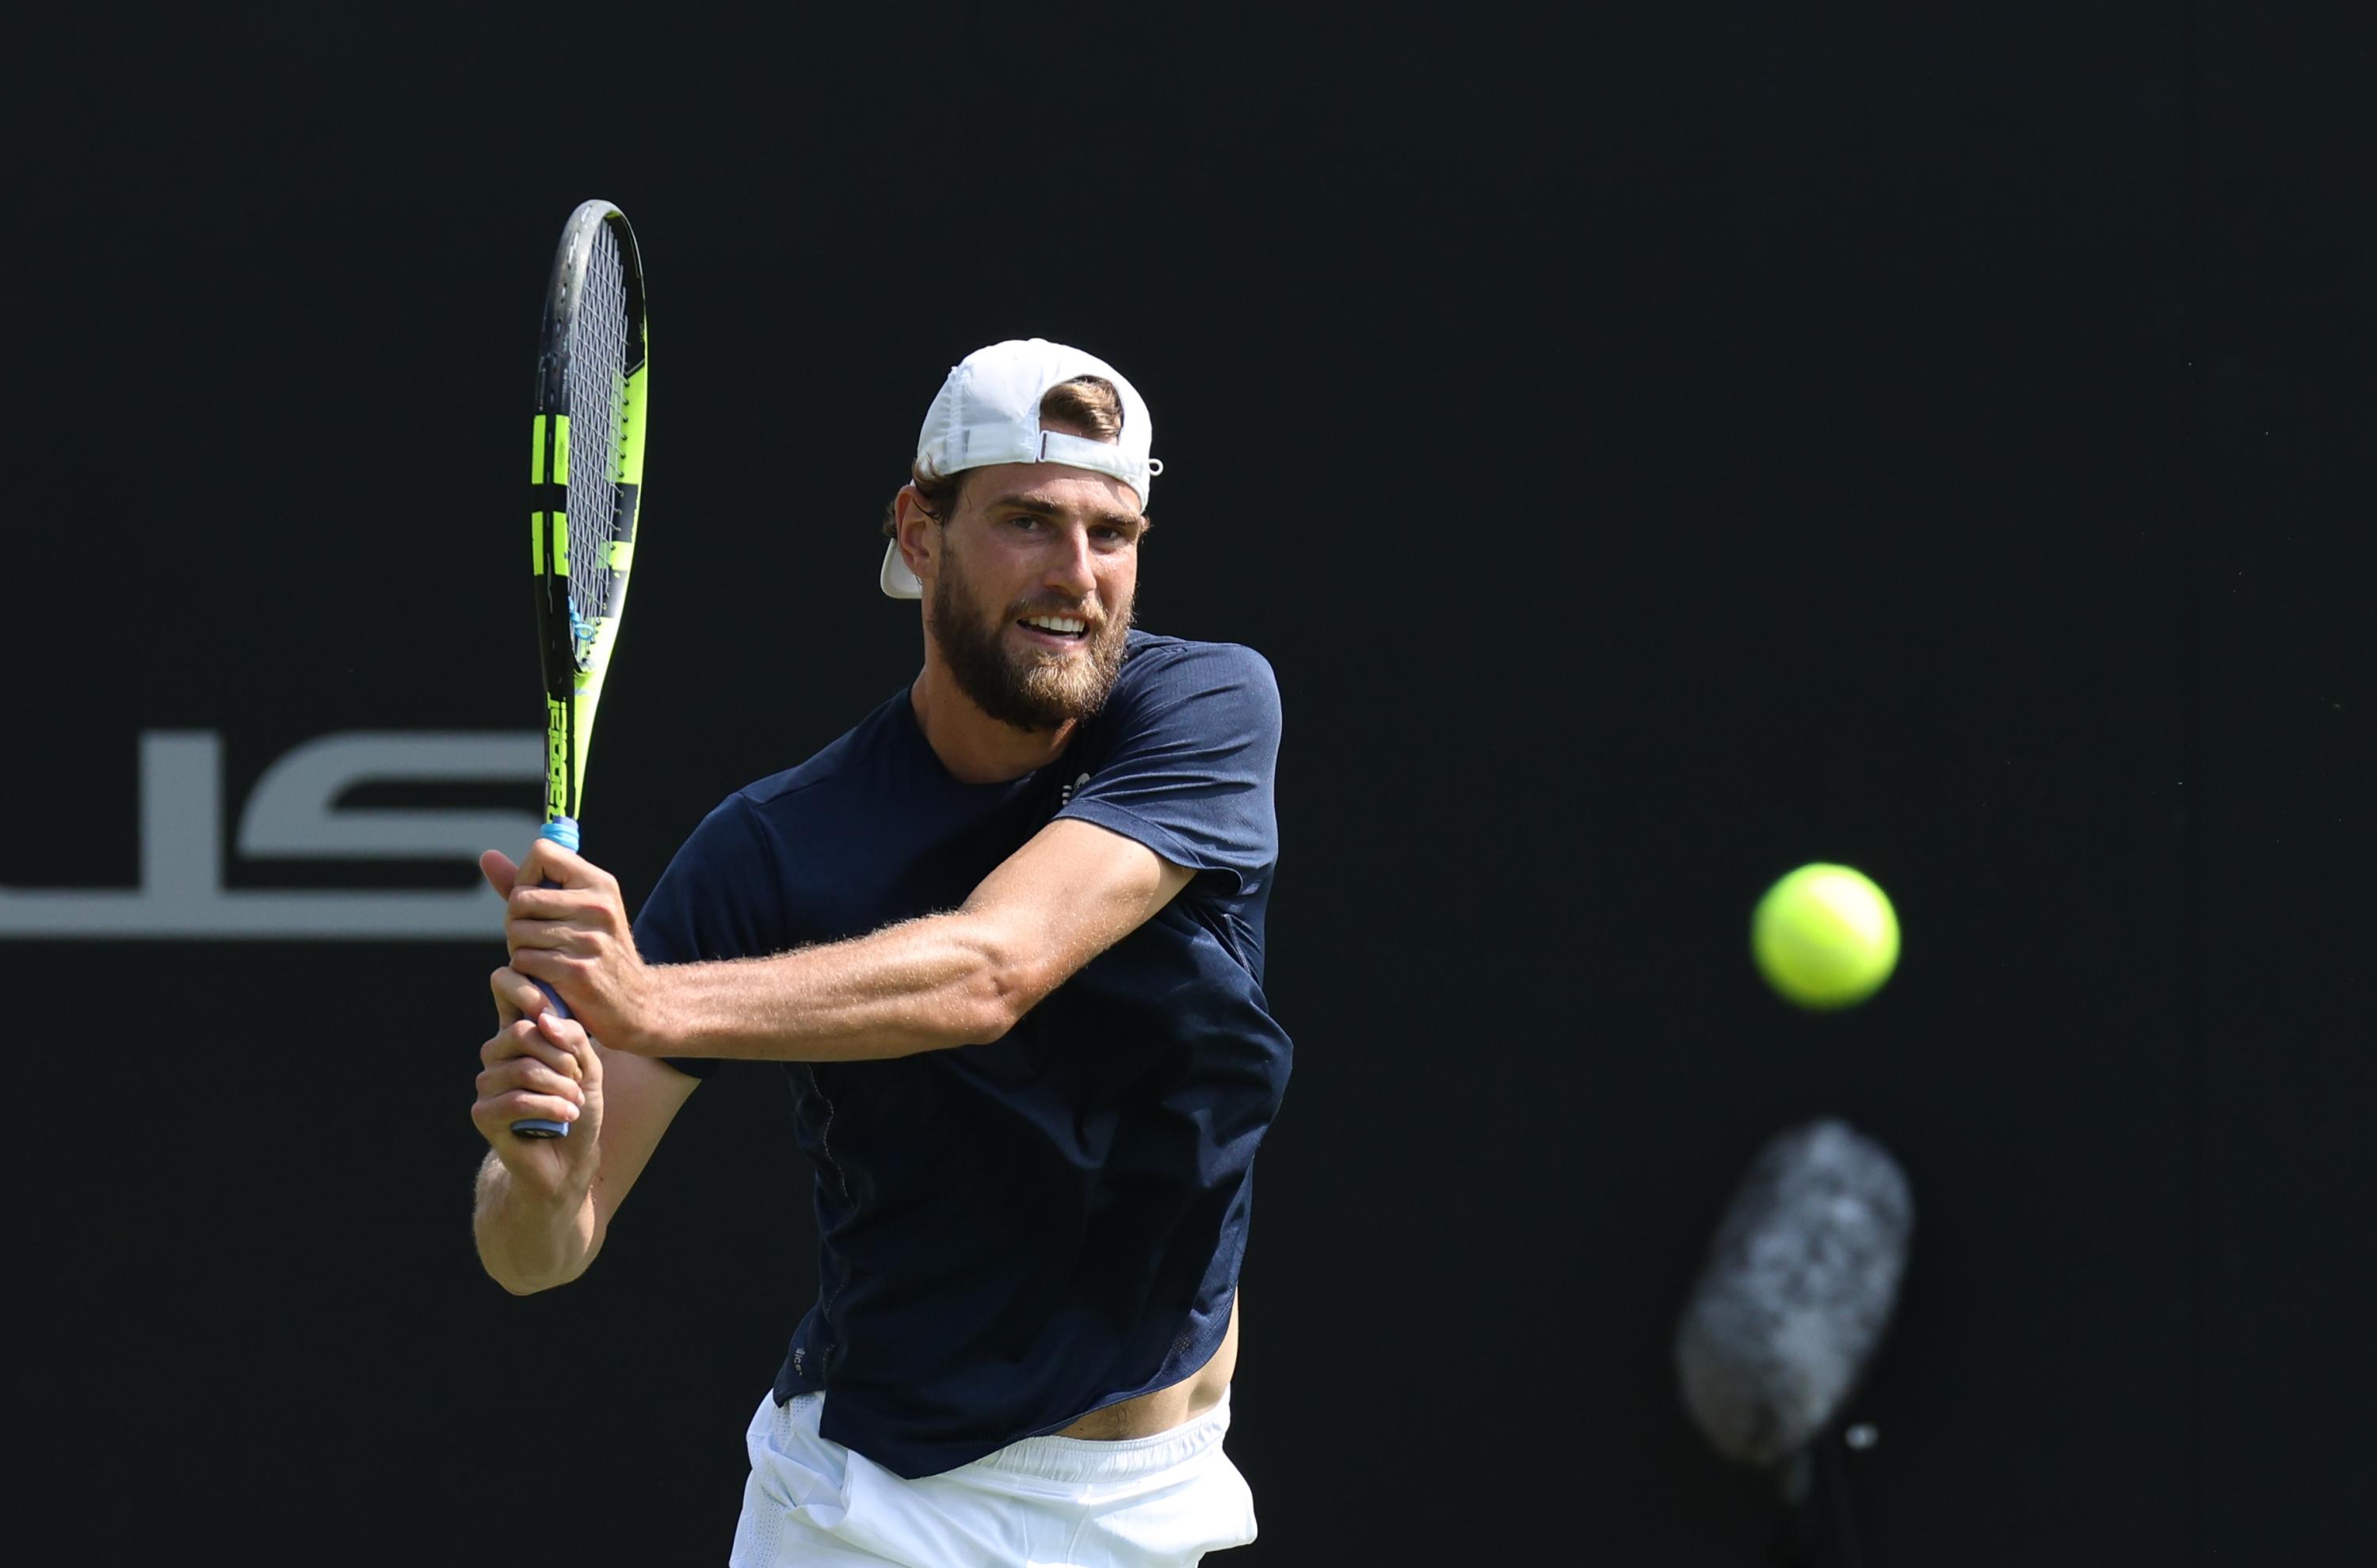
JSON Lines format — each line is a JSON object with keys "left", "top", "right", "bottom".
{"left": 7, "top": 5, "right": 2370, "bottom": 1563}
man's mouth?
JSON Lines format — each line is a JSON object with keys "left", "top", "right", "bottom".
{"left": 1017, "top": 613, "right": 1089, "bottom": 642}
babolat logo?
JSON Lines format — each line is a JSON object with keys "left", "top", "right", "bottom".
{"left": 547, "top": 697, "right": 570, "bottom": 817}
{"left": 0, "top": 731, "right": 542, "bottom": 940}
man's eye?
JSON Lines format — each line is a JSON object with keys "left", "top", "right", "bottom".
{"left": 1006, "top": 514, "right": 1043, "bottom": 531}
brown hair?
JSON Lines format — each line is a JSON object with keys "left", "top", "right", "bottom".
{"left": 882, "top": 376, "right": 1127, "bottom": 537}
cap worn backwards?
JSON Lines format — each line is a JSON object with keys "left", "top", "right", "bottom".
{"left": 879, "top": 338, "right": 1160, "bottom": 600}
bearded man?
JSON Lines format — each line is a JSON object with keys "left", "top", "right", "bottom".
{"left": 468, "top": 339, "right": 1292, "bottom": 1568}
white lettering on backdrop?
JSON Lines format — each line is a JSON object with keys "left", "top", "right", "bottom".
{"left": 0, "top": 732, "right": 542, "bottom": 940}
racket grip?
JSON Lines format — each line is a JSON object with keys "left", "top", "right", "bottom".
{"left": 509, "top": 818, "right": 582, "bottom": 1140}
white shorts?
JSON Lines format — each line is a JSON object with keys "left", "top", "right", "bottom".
{"left": 728, "top": 1387, "right": 1257, "bottom": 1568}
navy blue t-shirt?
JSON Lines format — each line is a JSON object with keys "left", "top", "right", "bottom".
{"left": 631, "top": 631, "right": 1292, "bottom": 1478}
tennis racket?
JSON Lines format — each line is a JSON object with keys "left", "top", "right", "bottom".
{"left": 513, "top": 198, "right": 650, "bottom": 1139}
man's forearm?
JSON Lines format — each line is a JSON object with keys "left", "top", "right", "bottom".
{"left": 472, "top": 1154, "right": 601, "bottom": 1294}
{"left": 633, "top": 911, "right": 1032, "bottom": 1063}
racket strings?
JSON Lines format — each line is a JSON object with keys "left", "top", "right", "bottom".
{"left": 563, "top": 219, "right": 631, "bottom": 669}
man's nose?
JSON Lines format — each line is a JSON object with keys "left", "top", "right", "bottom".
{"left": 1044, "top": 525, "right": 1097, "bottom": 595}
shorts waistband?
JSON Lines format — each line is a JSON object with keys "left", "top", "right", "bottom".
{"left": 969, "top": 1387, "right": 1234, "bottom": 1486}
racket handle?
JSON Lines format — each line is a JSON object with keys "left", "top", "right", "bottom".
{"left": 509, "top": 818, "right": 582, "bottom": 1140}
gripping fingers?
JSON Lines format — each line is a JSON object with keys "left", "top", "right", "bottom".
{"left": 532, "top": 1004, "right": 596, "bottom": 1058}
{"left": 490, "top": 964, "right": 551, "bottom": 1028}
{"left": 519, "top": 838, "right": 617, "bottom": 897}
{"left": 475, "top": 1078, "right": 582, "bottom": 1138}
{"left": 485, "top": 1021, "right": 586, "bottom": 1097}
{"left": 505, "top": 880, "right": 582, "bottom": 922}
{"left": 504, "top": 881, "right": 582, "bottom": 946}
{"left": 504, "top": 912, "right": 576, "bottom": 958}
{"left": 481, "top": 1016, "right": 582, "bottom": 1076}
{"left": 479, "top": 1010, "right": 599, "bottom": 1097}
{"left": 475, "top": 1025, "right": 586, "bottom": 1132}
{"left": 534, "top": 1009, "right": 604, "bottom": 1100}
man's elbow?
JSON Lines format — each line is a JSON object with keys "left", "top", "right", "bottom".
{"left": 490, "top": 1269, "right": 548, "bottom": 1298}
{"left": 480, "top": 1252, "right": 588, "bottom": 1296}
{"left": 961, "top": 965, "right": 1035, "bottom": 1044}
{"left": 473, "top": 1215, "right": 601, "bottom": 1295}
{"left": 955, "top": 929, "right": 1059, "bottom": 1046}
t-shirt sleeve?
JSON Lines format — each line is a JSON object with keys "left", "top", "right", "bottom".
{"left": 1056, "top": 642, "right": 1282, "bottom": 894}
{"left": 630, "top": 792, "right": 787, "bottom": 1079}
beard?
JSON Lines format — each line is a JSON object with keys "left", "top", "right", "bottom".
{"left": 927, "top": 545, "right": 1134, "bottom": 732}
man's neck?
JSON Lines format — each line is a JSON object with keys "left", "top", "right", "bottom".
{"left": 907, "top": 664, "right": 1077, "bottom": 784}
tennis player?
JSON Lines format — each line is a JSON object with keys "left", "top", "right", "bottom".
{"left": 470, "top": 338, "right": 1292, "bottom": 1566}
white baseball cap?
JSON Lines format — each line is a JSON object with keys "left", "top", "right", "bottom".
{"left": 880, "top": 338, "right": 1160, "bottom": 599}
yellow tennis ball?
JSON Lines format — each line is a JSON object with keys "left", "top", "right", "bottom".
{"left": 1751, "top": 864, "right": 1900, "bottom": 1010}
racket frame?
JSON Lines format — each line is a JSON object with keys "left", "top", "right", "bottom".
{"left": 515, "top": 199, "right": 649, "bottom": 1139}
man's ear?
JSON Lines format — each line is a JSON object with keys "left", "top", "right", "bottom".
{"left": 892, "top": 484, "right": 940, "bottom": 589}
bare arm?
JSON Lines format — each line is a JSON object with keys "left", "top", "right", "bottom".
{"left": 495, "top": 816, "right": 1194, "bottom": 1063}
{"left": 471, "top": 1036, "right": 696, "bottom": 1291}
{"left": 469, "top": 868, "right": 699, "bottom": 1293}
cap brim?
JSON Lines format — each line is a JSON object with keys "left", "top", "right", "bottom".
{"left": 879, "top": 540, "right": 923, "bottom": 599}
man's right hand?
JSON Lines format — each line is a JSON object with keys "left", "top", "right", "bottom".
{"left": 471, "top": 966, "right": 605, "bottom": 1200}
